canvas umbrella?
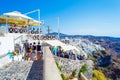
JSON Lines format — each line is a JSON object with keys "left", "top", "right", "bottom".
{"left": 0, "top": 17, "right": 27, "bottom": 26}
{"left": 3, "top": 11, "right": 42, "bottom": 26}
{"left": 3, "top": 11, "right": 32, "bottom": 20}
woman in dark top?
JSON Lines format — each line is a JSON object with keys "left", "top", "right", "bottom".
{"left": 32, "top": 42, "right": 36, "bottom": 59}
{"left": 32, "top": 42, "right": 36, "bottom": 53}
{"left": 36, "top": 42, "right": 42, "bottom": 60}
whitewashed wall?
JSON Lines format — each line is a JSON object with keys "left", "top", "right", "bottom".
{"left": 0, "top": 37, "right": 14, "bottom": 56}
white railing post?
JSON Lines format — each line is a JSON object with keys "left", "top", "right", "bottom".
{"left": 57, "top": 17, "right": 60, "bottom": 40}
{"left": 6, "top": 16, "right": 8, "bottom": 34}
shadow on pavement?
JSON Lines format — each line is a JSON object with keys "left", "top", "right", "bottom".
{"left": 26, "top": 60, "right": 43, "bottom": 80}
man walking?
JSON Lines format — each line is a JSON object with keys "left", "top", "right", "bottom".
{"left": 23, "top": 40, "right": 29, "bottom": 60}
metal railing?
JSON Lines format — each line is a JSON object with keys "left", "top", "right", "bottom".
{"left": 14, "top": 35, "right": 23, "bottom": 41}
{"left": 14, "top": 35, "right": 23, "bottom": 51}
{"left": 0, "top": 27, "right": 6, "bottom": 36}
{"left": 0, "top": 54, "right": 8, "bottom": 59}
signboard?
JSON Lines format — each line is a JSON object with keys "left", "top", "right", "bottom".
{"left": 0, "top": 37, "right": 14, "bottom": 56}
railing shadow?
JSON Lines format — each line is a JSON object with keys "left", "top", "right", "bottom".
{"left": 26, "top": 60, "right": 43, "bottom": 80}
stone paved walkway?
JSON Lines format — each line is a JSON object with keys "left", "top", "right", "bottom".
{"left": 26, "top": 60, "right": 43, "bottom": 80}
{"left": 0, "top": 60, "right": 43, "bottom": 80}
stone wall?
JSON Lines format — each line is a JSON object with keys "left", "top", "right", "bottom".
{"left": 54, "top": 56, "right": 93, "bottom": 79}
{"left": 44, "top": 46, "right": 62, "bottom": 80}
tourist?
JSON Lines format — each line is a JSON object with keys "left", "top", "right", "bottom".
{"left": 7, "top": 50, "right": 14, "bottom": 61}
{"left": 53, "top": 46, "right": 58, "bottom": 55}
{"left": 58, "top": 49, "right": 62, "bottom": 57}
{"left": 77, "top": 55, "right": 80, "bottom": 60}
{"left": 23, "top": 40, "right": 29, "bottom": 53}
{"left": 18, "top": 45, "right": 22, "bottom": 55}
{"left": 23, "top": 40, "right": 29, "bottom": 60}
{"left": 36, "top": 42, "right": 42, "bottom": 60}
{"left": 81, "top": 54, "right": 86, "bottom": 60}
{"left": 28, "top": 43, "right": 34, "bottom": 60}
{"left": 60, "top": 50, "right": 65, "bottom": 57}
{"left": 73, "top": 54, "right": 76, "bottom": 60}
{"left": 32, "top": 42, "right": 37, "bottom": 59}
{"left": 72, "top": 54, "right": 75, "bottom": 60}
{"left": 49, "top": 46, "right": 52, "bottom": 51}
{"left": 69, "top": 50, "right": 73, "bottom": 59}
{"left": 64, "top": 53, "right": 69, "bottom": 59}
{"left": 13, "top": 24, "right": 18, "bottom": 33}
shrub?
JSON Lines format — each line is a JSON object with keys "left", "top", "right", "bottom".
{"left": 58, "top": 66, "right": 62, "bottom": 71}
{"left": 92, "top": 70, "right": 107, "bottom": 80}
{"left": 56, "top": 62, "right": 62, "bottom": 71}
{"left": 78, "top": 64, "right": 88, "bottom": 78}
{"left": 78, "top": 70, "right": 81, "bottom": 78}
{"left": 61, "top": 74, "right": 65, "bottom": 80}
{"left": 56, "top": 62, "right": 59, "bottom": 67}
{"left": 80, "top": 64, "right": 88, "bottom": 74}
{"left": 72, "top": 69, "right": 77, "bottom": 77}
{"left": 61, "top": 74, "right": 69, "bottom": 80}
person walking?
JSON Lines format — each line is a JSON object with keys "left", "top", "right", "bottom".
{"left": 23, "top": 40, "right": 29, "bottom": 60}
{"left": 28, "top": 43, "right": 34, "bottom": 60}
{"left": 36, "top": 42, "right": 42, "bottom": 60}
{"left": 53, "top": 46, "right": 58, "bottom": 55}
{"left": 32, "top": 42, "right": 37, "bottom": 59}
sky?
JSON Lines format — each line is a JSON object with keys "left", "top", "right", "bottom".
{"left": 0, "top": 0, "right": 120, "bottom": 37}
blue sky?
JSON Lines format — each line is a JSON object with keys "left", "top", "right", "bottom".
{"left": 0, "top": 0, "right": 120, "bottom": 37}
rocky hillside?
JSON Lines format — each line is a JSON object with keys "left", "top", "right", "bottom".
{"left": 49, "top": 32, "right": 120, "bottom": 79}
{"left": 85, "top": 37, "right": 120, "bottom": 80}
{"left": 82, "top": 36, "right": 120, "bottom": 57}
{"left": 90, "top": 50, "right": 120, "bottom": 80}
{"left": 68, "top": 38, "right": 105, "bottom": 56}
{"left": 71, "top": 38, "right": 120, "bottom": 80}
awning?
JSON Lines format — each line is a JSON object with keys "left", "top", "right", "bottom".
{"left": 43, "top": 40, "right": 65, "bottom": 47}
{"left": 61, "top": 45, "right": 79, "bottom": 52}
{"left": 0, "top": 11, "right": 42, "bottom": 26}
{"left": 3, "top": 11, "right": 32, "bottom": 20}
{"left": 0, "top": 17, "right": 27, "bottom": 26}
{"left": 43, "top": 40, "right": 80, "bottom": 55}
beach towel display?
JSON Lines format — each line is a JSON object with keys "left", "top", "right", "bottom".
{"left": 19, "top": 28, "right": 23, "bottom": 33}
{"left": 35, "top": 30, "right": 39, "bottom": 34}
{"left": 33, "top": 35, "right": 37, "bottom": 40}
{"left": 14, "top": 29, "right": 18, "bottom": 33}
{"left": 8, "top": 27, "right": 14, "bottom": 33}
{"left": 31, "top": 30, "right": 34, "bottom": 34}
